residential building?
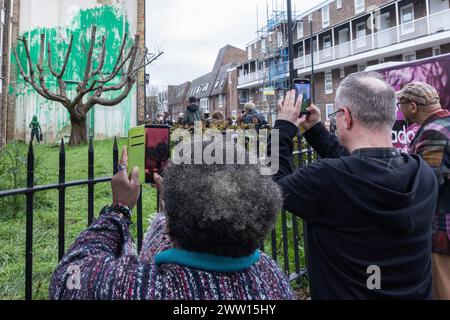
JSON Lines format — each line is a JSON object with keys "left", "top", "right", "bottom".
{"left": 238, "top": 0, "right": 450, "bottom": 121}
{"left": 167, "top": 82, "right": 190, "bottom": 118}
{"left": 169, "top": 45, "right": 246, "bottom": 119}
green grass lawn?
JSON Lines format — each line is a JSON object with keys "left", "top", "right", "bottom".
{"left": 0, "top": 138, "right": 308, "bottom": 300}
{"left": 0, "top": 139, "right": 157, "bottom": 300}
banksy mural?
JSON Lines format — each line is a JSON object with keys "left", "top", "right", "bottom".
{"left": 11, "top": 1, "right": 139, "bottom": 143}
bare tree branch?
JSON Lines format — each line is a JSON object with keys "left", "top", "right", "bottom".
{"left": 82, "top": 26, "right": 97, "bottom": 86}
{"left": 58, "top": 34, "right": 74, "bottom": 79}
{"left": 36, "top": 34, "right": 69, "bottom": 106}
{"left": 92, "top": 35, "right": 106, "bottom": 77}
{"left": 46, "top": 41, "right": 59, "bottom": 78}
{"left": 130, "top": 51, "right": 164, "bottom": 77}
{"left": 96, "top": 34, "right": 136, "bottom": 85}
{"left": 13, "top": 37, "right": 56, "bottom": 102}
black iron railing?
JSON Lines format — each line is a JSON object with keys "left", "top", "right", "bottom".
{"left": 0, "top": 134, "right": 315, "bottom": 300}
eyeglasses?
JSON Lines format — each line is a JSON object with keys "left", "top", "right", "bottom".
{"left": 328, "top": 109, "right": 344, "bottom": 126}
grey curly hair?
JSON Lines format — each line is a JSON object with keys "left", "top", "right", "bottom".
{"left": 162, "top": 142, "right": 283, "bottom": 257}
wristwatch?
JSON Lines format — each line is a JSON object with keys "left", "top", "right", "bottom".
{"left": 102, "top": 202, "right": 132, "bottom": 220}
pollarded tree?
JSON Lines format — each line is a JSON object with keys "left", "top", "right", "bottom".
{"left": 13, "top": 26, "right": 162, "bottom": 146}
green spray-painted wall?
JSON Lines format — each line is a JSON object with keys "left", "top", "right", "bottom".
{"left": 12, "top": 5, "right": 137, "bottom": 142}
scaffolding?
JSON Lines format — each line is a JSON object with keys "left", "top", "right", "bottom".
{"left": 254, "top": 2, "right": 299, "bottom": 121}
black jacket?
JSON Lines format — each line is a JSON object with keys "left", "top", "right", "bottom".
{"left": 243, "top": 110, "right": 268, "bottom": 128}
{"left": 184, "top": 104, "right": 204, "bottom": 125}
{"left": 272, "top": 120, "right": 438, "bottom": 300}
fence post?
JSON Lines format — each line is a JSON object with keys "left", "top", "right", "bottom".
{"left": 291, "top": 132, "right": 303, "bottom": 277}
{"left": 281, "top": 209, "right": 290, "bottom": 275}
{"left": 25, "top": 142, "right": 34, "bottom": 300}
{"left": 88, "top": 138, "right": 94, "bottom": 226}
{"left": 137, "top": 186, "right": 143, "bottom": 253}
{"left": 113, "top": 137, "right": 119, "bottom": 175}
{"left": 271, "top": 228, "right": 277, "bottom": 261}
{"left": 58, "top": 139, "right": 66, "bottom": 261}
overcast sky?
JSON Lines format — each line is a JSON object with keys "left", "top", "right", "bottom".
{"left": 145, "top": 0, "right": 325, "bottom": 88}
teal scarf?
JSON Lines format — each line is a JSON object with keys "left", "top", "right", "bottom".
{"left": 155, "top": 248, "right": 260, "bottom": 273}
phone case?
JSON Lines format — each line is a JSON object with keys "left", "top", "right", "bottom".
{"left": 127, "top": 125, "right": 146, "bottom": 185}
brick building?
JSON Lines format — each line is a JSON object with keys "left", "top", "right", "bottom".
{"left": 168, "top": 45, "right": 247, "bottom": 119}
{"left": 0, "top": 0, "right": 13, "bottom": 148}
{"left": 237, "top": 0, "right": 450, "bottom": 121}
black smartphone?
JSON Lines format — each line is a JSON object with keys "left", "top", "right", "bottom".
{"left": 145, "top": 125, "right": 170, "bottom": 184}
{"left": 293, "top": 78, "right": 312, "bottom": 115}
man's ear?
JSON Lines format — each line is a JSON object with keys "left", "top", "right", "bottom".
{"left": 343, "top": 107, "right": 352, "bottom": 130}
{"left": 410, "top": 102, "right": 418, "bottom": 114}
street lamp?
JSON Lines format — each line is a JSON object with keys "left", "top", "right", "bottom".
{"left": 286, "top": 0, "right": 316, "bottom": 104}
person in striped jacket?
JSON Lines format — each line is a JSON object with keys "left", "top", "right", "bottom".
{"left": 49, "top": 144, "right": 295, "bottom": 300}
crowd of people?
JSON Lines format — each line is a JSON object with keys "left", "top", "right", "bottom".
{"left": 152, "top": 96, "right": 269, "bottom": 131}
{"left": 49, "top": 72, "right": 450, "bottom": 300}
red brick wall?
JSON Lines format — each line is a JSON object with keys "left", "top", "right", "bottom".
{"left": 136, "top": 0, "right": 146, "bottom": 125}
{"left": 6, "top": 0, "right": 19, "bottom": 144}
{"left": 0, "top": 0, "right": 11, "bottom": 147}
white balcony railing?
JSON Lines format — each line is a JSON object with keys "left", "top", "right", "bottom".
{"left": 238, "top": 69, "right": 268, "bottom": 85}
{"left": 293, "top": 8, "right": 450, "bottom": 70}
{"left": 241, "top": 9, "right": 450, "bottom": 79}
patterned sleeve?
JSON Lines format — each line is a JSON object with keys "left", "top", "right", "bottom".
{"left": 49, "top": 211, "right": 157, "bottom": 300}
{"left": 139, "top": 213, "right": 174, "bottom": 263}
{"left": 413, "top": 129, "right": 449, "bottom": 185}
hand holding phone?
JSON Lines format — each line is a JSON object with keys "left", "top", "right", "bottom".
{"left": 293, "top": 79, "right": 312, "bottom": 116}
{"left": 128, "top": 125, "right": 170, "bottom": 185}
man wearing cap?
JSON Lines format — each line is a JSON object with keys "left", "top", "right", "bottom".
{"left": 398, "top": 81, "right": 450, "bottom": 300}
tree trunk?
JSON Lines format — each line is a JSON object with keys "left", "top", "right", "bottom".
{"left": 69, "top": 114, "right": 88, "bottom": 146}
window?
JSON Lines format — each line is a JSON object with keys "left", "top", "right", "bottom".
{"left": 355, "top": 22, "right": 367, "bottom": 48}
{"left": 433, "top": 46, "right": 441, "bottom": 56}
{"left": 214, "top": 81, "right": 220, "bottom": 89}
{"left": 261, "top": 38, "right": 267, "bottom": 53}
{"left": 297, "top": 21, "right": 304, "bottom": 39}
{"left": 248, "top": 46, "right": 253, "bottom": 60}
{"left": 403, "top": 52, "right": 416, "bottom": 61}
{"left": 323, "top": 35, "right": 332, "bottom": 57}
{"left": 218, "top": 95, "right": 224, "bottom": 109}
{"left": 355, "top": 0, "right": 365, "bottom": 14}
{"left": 200, "top": 98, "right": 209, "bottom": 112}
{"left": 340, "top": 67, "right": 345, "bottom": 78}
{"left": 400, "top": 4, "right": 414, "bottom": 34}
{"left": 325, "top": 70, "right": 333, "bottom": 94}
{"left": 358, "top": 63, "right": 367, "bottom": 72}
{"left": 220, "top": 78, "right": 226, "bottom": 87}
{"left": 277, "top": 32, "right": 283, "bottom": 47}
{"left": 308, "top": 14, "right": 312, "bottom": 22}
{"left": 326, "top": 104, "right": 335, "bottom": 119}
{"left": 322, "top": 6, "right": 330, "bottom": 28}
{"left": 337, "top": 0, "right": 342, "bottom": 9}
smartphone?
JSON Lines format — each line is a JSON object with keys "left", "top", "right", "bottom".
{"left": 293, "top": 79, "right": 312, "bottom": 115}
{"left": 128, "top": 125, "right": 170, "bottom": 185}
